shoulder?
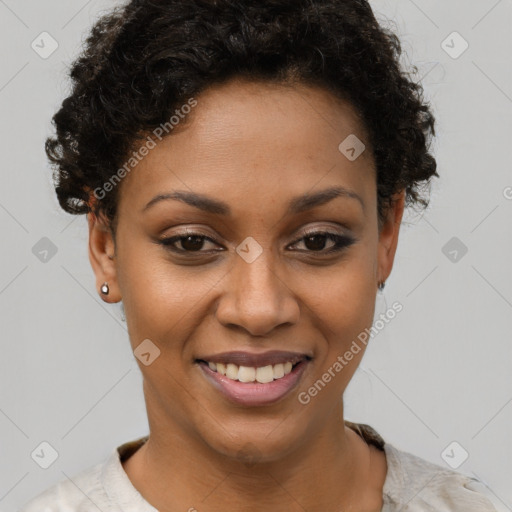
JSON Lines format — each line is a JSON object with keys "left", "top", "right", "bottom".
{"left": 383, "top": 442, "right": 506, "bottom": 512}
{"left": 345, "top": 421, "right": 505, "bottom": 512}
{"left": 18, "top": 436, "right": 151, "bottom": 512}
{"left": 18, "top": 458, "right": 108, "bottom": 512}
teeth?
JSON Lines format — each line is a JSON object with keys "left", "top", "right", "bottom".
{"left": 273, "top": 363, "right": 285, "bottom": 378}
{"left": 256, "top": 365, "right": 274, "bottom": 383}
{"left": 238, "top": 366, "right": 256, "bottom": 382}
{"left": 226, "top": 363, "right": 239, "bottom": 380}
{"left": 206, "top": 360, "right": 299, "bottom": 382}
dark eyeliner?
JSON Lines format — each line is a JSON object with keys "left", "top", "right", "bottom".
{"left": 158, "top": 230, "right": 356, "bottom": 255}
{"left": 288, "top": 231, "right": 356, "bottom": 254}
{"left": 158, "top": 233, "right": 221, "bottom": 254}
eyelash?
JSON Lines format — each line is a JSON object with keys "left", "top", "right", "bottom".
{"left": 158, "top": 229, "right": 355, "bottom": 256}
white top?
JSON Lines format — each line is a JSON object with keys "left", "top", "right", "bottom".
{"left": 19, "top": 423, "right": 505, "bottom": 511}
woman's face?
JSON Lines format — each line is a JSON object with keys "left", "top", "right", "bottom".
{"left": 89, "top": 78, "right": 404, "bottom": 462}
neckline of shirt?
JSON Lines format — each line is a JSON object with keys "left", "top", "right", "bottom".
{"left": 100, "top": 422, "right": 399, "bottom": 510}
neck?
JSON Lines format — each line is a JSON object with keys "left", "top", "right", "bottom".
{"left": 122, "top": 407, "right": 384, "bottom": 511}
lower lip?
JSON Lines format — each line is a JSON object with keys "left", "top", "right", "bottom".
{"left": 198, "top": 360, "right": 309, "bottom": 406}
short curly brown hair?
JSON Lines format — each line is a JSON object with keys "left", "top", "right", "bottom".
{"left": 46, "top": 0, "right": 437, "bottom": 235}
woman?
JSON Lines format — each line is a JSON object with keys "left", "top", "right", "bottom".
{"left": 21, "top": 0, "right": 502, "bottom": 510}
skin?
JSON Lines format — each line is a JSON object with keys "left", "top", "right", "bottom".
{"left": 87, "top": 78, "right": 405, "bottom": 512}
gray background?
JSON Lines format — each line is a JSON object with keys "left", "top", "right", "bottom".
{"left": 1, "top": 0, "right": 511, "bottom": 509}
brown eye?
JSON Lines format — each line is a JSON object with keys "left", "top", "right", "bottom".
{"left": 178, "top": 235, "right": 207, "bottom": 252}
{"left": 288, "top": 231, "right": 355, "bottom": 254}
{"left": 159, "top": 232, "right": 221, "bottom": 253}
{"left": 158, "top": 230, "right": 355, "bottom": 257}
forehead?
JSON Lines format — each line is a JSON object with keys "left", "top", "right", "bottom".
{"left": 117, "top": 79, "right": 375, "bottom": 219}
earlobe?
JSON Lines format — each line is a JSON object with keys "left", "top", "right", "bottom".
{"left": 87, "top": 212, "right": 121, "bottom": 302}
{"left": 376, "top": 189, "right": 406, "bottom": 287}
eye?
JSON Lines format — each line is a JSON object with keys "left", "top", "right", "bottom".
{"left": 158, "top": 229, "right": 356, "bottom": 256}
{"left": 288, "top": 230, "right": 355, "bottom": 254}
{"left": 158, "top": 231, "right": 221, "bottom": 254}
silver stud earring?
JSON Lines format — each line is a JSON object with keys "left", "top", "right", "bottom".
{"left": 100, "top": 282, "right": 109, "bottom": 295}
{"left": 378, "top": 280, "right": 386, "bottom": 291}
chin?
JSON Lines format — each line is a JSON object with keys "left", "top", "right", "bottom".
{"left": 195, "top": 413, "right": 310, "bottom": 466}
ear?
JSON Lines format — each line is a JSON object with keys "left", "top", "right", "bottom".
{"left": 87, "top": 211, "right": 121, "bottom": 303}
{"left": 376, "top": 189, "right": 406, "bottom": 288}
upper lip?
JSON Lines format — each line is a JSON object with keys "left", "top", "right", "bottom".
{"left": 197, "top": 350, "right": 312, "bottom": 367}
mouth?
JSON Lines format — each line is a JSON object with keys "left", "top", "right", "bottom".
{"left": 196, "top": 350, "right": 312, "bottom": 407}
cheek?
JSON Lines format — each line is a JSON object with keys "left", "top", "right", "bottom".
{"left": 310, "top": 254, "right": 376, "bottom": 332}
{"left": 117, "top": 248, "right": 221, "bottom": 356}
{"left": 306, "top": 250, "right": 377, "bottom": 376}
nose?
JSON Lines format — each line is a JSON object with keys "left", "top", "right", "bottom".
{"left": 215, "top": 246, "right": 300, "bottom": 337}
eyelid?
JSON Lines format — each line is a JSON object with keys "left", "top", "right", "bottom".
{"left": 158, "top": 226, "right": 356, "bottom": 256}
{"left": 159, "top": 229, "right": 220, "bottom": 249}
{"left": 287, "top": 230, "right": 355, "bottom": 252}
{"left": 162, "top": 224, "right": 348, "bottom": 244}
{"left": 295, "top": 225, "right": 346, "bottom": 238}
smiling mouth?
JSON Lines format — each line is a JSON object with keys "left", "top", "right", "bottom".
{"left": 196, "top": 359, "right": 305, "bottom": 383}
{"left": 195, "top": 350, "right": 312, "bottom": 406}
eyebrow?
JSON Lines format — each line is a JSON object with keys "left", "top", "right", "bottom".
{"left": 142, "top": 186, "right": 364, "bottom": 215}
